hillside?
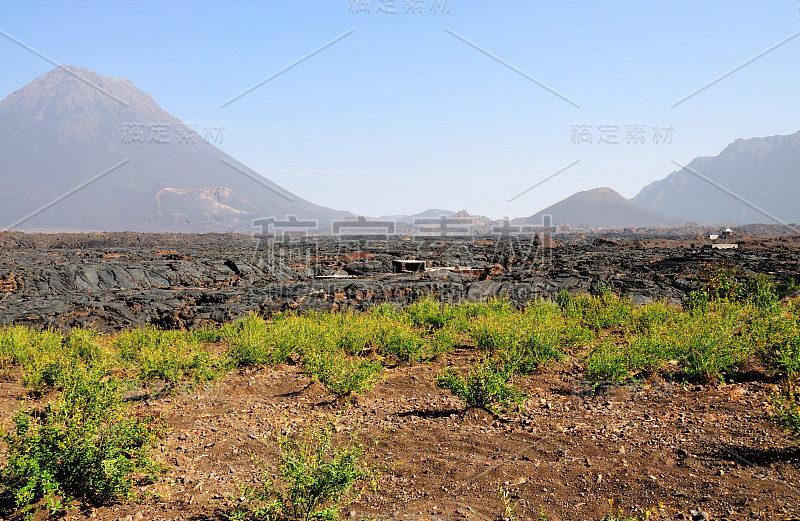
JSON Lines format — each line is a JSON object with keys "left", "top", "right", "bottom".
{"left": 0, "top": 66, "right": 349, "bottom": 232}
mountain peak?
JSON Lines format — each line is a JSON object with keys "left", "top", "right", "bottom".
{"left": 573, "top": 187, "right": 626, "bottom": 201}
{"left": 519, "top": 186, "right": 685, "bottom": 228}
{"left": 2, "top": 66, "right": 167, "bottom": 127}
{"left": 632, "top": 130, "right": 800, "bottom": 224}
{"left": 0, "top": 66, "right": 347, "bottom": 231}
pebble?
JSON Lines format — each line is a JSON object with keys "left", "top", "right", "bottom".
{"left": 174, "top": 453, "right": 190, "bottom": 467}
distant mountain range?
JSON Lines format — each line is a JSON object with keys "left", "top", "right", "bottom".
{"left": 1, "top": 66, "right": 798, "bottom": 231}
{"left": 632, "top": 131, "right": 800, "bottom": 225}
{"left": 520, "top": 131, "right": 800, "bottom": 228}
{"left": 379, "top": 208, "right": 455, "bottom": 224}
{"left": 516, "top": 187, "right": 687, "bottom": 228}
{"left": 379, "top": 208, "right": 491, "bottom": 226}
{"left": 0, "top": 66, "right": 348, "bottom": 232}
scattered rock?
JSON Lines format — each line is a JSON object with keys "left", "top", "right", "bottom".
{"left": 174, "top": 454, "right": 190, "bottom": 467}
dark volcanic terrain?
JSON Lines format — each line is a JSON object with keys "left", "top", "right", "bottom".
{"left": 1, "top": 231, "right": 798, "bottom": 332}
{"left": 1, "top": 232, "right": 800, "bottom": 521}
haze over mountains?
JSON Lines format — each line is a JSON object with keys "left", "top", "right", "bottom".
{"left": 1, "top": 66, "right": 798, "bottom": 232}
{"left": 517, "top": 187, "right": 687, "bottom": 228}
{"left": 0, "top": 66, "right": 348, "bottom": 232}
{"left": 632, "top": 131, "right": 800, "bottom": 225}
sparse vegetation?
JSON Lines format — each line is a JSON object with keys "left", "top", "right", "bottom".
{"left": 2, "top": 265, "right": 800, "bottom": 518}
{"left": 683, "top": 262, "right": 780, "bottom": 311}
{"left": 0, "top": 364, "right": 166, "bottom": 518}
{"left": 436, "top": 358, "right": 525, "bottom": 415}
{"left": 115, "top": 326, "right": 225, "bottom": 384}
{"left": 228, "top": 420, "right": 375, "bottom": 521}
{"left": 499, "top": 484, "right": 519, "bottom": 521}
{"left": 302, "top": 348, "right": 384, "bottom": 397}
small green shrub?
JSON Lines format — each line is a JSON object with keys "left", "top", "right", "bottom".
{"left": 683, "top": 334, "right": 750, "bottom": 382}
{"left": 368, "top": 303, "right": 397, "bottom": 320}
{"left": 231, "top": 420, "right": 375, "bottom": 521}
{"left": 429, "top": 329, "right": 457, "bottom": 356}
{"left": 584, "top": 289, "right": 634, "bottom": 331}
{"left": 698, "top": 262, "right": 745, "bottom": 302}
{"left": 189, "top": 324, "right": 223, "bottom": 343}
{"left": 628, "top": 301, "right": 682, "bottom": 335}
{"left": 506, "top": 331, "right": 563, "bottom": 375}
{"left": 584, "top": 339, "right": 631, "bottom": 382}
{"left": 468, "top": 317, "right": 518, "bottom": 352}
{"left": 684, "top": 263, "right": 779, "bottom": 311}
{"left": 682, "top": 289, "right": 710, "bottom": 312}
{"left": 221, "top": 313, "right": 308, "bottom": 368}
{"left": 0, "top": 364, "right": 165, "bottom": 517}
{"left": 405, "top": 297, "right": 452, "bottom": 330}
{"left": 302, "top": 349, "right": 383, "bottom": 397}
{"left": 771, "top": 391, "right": 800, "bottom": 438}
{"left": 19, "top": 328, "right": 112, "bottom": 390}
{"left": 436, "top": 359, "right": 524, "bottom": 415}
{"left": 0, "top": 326, "right": 63, "bottom": 372}
{"left": 372, "top": 323, "right": 427, "bottom": 362}
{"left": 115, "top": 326, "right": 222, "bottom": 383}
{"left": 746, "top": 273, "right": 779, "bottom": 309}
{"left": 775, "top": 329, "right": 800, "bottom": 382}
{"left": 556, "top": 289, "right": 575, "bottom": 311}
{"left": 777, "top": 276, "right": 800, "bottom": 300}
{"left": 330, "top": 315, "right": 373, "bottom": 356}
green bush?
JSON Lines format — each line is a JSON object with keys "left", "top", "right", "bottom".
{"left": 429, "top": 329, "right": 458, "bottom": 356}
{"left": 329, "top": 315, "right": 373, "bottom": 356}
{"left": 698, "top": 263, "right": 745, "bottom": 302}
{"left": 466, "top": 302, "right": 586, "bottom": 375}
{"left": 777, "top": 276, "right": 800, "bottom": 300}
{"left": 682, "top": 289, "right": 710, "bottom": 312}
{"left": 231, "top": 420, "right": 374, "bottom": 521}
{"left": 774, "top": 328, "right": 800, "bottom": 382}
{"left": 0, "top": 364, "right": 165, "bottom": 517}
{"left": 583, "top": 339, "right": 631, "bottom": 382}
{"left": 584, "top": 289, "right": 635, "bottom": 331}
{"left": 468, "top": 317, "right": 518, "bottom": 352}
{"left": 680, "top": 303, "right": 756, "bottom": 381}
{"left": 372, "top": 322, "right": 428, "bottom": 362}
{"left": 436, "top": 358, "right": 525, "bottom": 415}
{"left": 684, "top": 263, "right": 779, "bottom": 311}
{"left": 506, "top": 331, "right": 564, "bottom": 375}
{"left": 405, "top": 297, "right": 452, "bottom": 330}
{"left": 189, "top": 324, "right": 223, "bottom": 343}
{"left": 302, "top": 349, "right": 384, "bottom": 397}
{"left": 0, "top": 326, "right": 63, "bottom": 372}
{"left": 115, "top": 326, "right": 223, "bottom": 383}
{"left": 628, "top": 301, "right": 682, "bottom": 335}
{"left": 19, "top": 328, "right": 112, "bottom": 390}
{"left": 221, "top": 313, "right": 313, "bottom": 368}
{"left": 746, "top": 273, "right": 779, "bottom": 309}
{"left": 771, "top": 391, "right": 800, "bottom": 438}
{"left": 368, "top": 303, "right": 397, "bottom": 320}
{"left": 555, "top": 290, "right": 579, "bottom": 315}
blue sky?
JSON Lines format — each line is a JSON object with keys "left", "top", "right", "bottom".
{"left": 2, "top": 1, "right": 799, "bottom": 219}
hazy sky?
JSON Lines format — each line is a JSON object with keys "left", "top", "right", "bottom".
{"left": 2, "top": 1, "right": 799, "bottom": 219}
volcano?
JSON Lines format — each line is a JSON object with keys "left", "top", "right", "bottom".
{"left": 0, "top": 66, "right": 349, "bottom": 232}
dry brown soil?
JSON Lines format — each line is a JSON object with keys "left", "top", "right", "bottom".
{"left": 1, "top": 349, "right": 799, "bottom": 521}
